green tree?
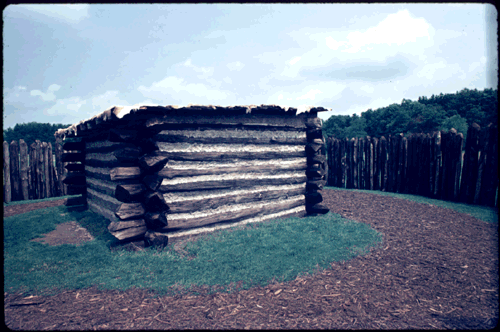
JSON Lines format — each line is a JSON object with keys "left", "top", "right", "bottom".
{"left": 3, "top": 122, "right": 71, "bottom": 147}
{"left": 439, "top": 114, "right": 469, "bottom": 143}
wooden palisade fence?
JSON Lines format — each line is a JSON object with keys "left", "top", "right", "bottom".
{"left": 2, "top": 138, "right": 85, "bottom": 204}
{"left": 327, "top": 123, "right": 498, "bottom": 207}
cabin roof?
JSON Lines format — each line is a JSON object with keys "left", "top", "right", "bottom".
{"left": 54, "top": 104, "right": 330, "bottom": 139}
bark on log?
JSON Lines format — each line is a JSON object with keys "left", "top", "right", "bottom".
{"left": 305, "top": 142, "right": 323, "bottom": 155}
{"left": 143, "top": 174, "right": 163, "bottom": 191}
{"left": 115, "top": 202, "right": 146, "bottom": 220}
{"left": 154, "top": 133, "right": 307, "bottom": 146}
{"left": 55, "top": 137, "right": 65, "bottom": 196}
{"left": 107, "top": 219, "right": 147, "bottom": 241}
{"left": 43, "top": 142, "right": 51, "bottom": 198}
{"left": 144, "top": 230, "right": 169, "bottom": 248}
{"left": 10, "top": 141, "right": 21, "bottom": 201}
{"left": 63, "top": 172, "right": 86, "bottom": 185}
{"left": 66, "top": 185, "right": 86, "bottom": 195}
{"left": 305, "top": 117, "right": 322, "bottom": 130}
{"left": 65, "top": 163, "right": 85, "bottom": 172}
{"left": 110, "top": 167, "right": 142, "bottom": 181}
{"left": 161, "top": 197, "right": 305, "bottom": 230}
{"left": 165, "top": 187, "right": 306, "bottom": 214}
{"left": 65, "top": 196, "right": 87, "bottom": 206}
{"left": 19, "top": 139, "right": 29, "bottom": 200}
{"left": 159, "top": 161, "right": 308, "bottom": 179}
{"left": 306, "top": 180, "right": 326, "bottom": 191}
{"left": 36, "top": 140, "right": 44, "bottom": 199}
{"left": 306, "top": 203, "right": 329, "bottom": 214}
{"left": 62, "top": 152, "right": 85, "bottom": 163}
{"left": 144, "top": 192, "right": 169, "bottom": 212}
{"left": 3, "top": 141, "right": 11, "bottom": 203}
{"left": 306, "top": 166, "right": 325, "bottom": 178}
{"left": 108, "top": 128, "right": 141, "bottom": 142}
{"left": 155, "top": 150, "right": 307, "bottom": 162}
{"left": 144, "top": 212, "right": 168, "bottom": 229}
{"left": 305, "top": 191, "right": 323, "bottom": 204}
{"left": 63, "top": 141, "right": 85, "bottom": 151}
{"left": 139, "top": 151, "right": 169, "bottom": 173}
{"left": 146, "top": 115, "right": 308, "bottom": 130}
{"left": 115, "top": 184, "right": 146, "bottom": 203}
{"left": 159, "top": 175, "right": 307, "bottom": 192}
{"left": 113, "top": 147, "right": 142, "bottom": 162}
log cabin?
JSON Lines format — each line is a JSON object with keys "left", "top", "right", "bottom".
{"left": 54, "top": 104, "right": 330, "bottom": 248}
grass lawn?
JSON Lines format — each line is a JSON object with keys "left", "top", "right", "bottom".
{"left": 4, "top": 189, "right": 496, "bottom": 297}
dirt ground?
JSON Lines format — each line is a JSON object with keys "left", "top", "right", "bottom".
{"left": 4, "top": 189, "right": 499, "bottom": 329}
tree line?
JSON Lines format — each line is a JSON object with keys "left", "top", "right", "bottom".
{"left": 3, "top": 122, "right": 72, "bottom": 148}
{"left": 322, "top": 88, "right": 498, "bottom": 143}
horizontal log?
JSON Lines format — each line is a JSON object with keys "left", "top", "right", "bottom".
{"left": 65, "top": 163, "right": 85, "bottom": 172}
{"left": 308, "top": 154, "right": 326, "bottom": 165}
{"left": 154, "top": 129, "right": 307, "bottom": 145}
{"left": 62, "top": 152, "right": 85, "bottom": 163}
{"left": 159, "top": 174, "right": 307, "bottom": 192}
{"left": 108, "top": 128, "right": 142, "bottom": 142}
{"left": 139, "top": 151, "right": 169, "bottom": 172}
{"left": 110, "top": 167, "right": 142, "bottom": 181}
{"left": 146, "top": 114, "right": 308, "bottom": 130}
{"left": 113, "top": 147, "right": 142, "bottom": 162}
{"left": 115, "top": 184, "right": 146, "bottom": 203}
{"left": 306, "top": 167, "right": 326, "bottom": 178}
{"left": 63, "top": 141, "right": 85, "bottom": 151}
{"left": 62, "top": 172, "right": 86, "bottom": 185}
{"left": 86, "top": 177, "right": 119, "bottom": 197}
{"left": 306, "top": 203, "right": 329, "bottom": 215}
{"left": 65, "top": 196, "right": 87, "bottom": 206}
{"left": 166, "top": 205, "right": 307, "bottom": 243}
{"left": 66, "top": 185, "right": 87, "bottom": 195}
{"left": 144, "top": 212, "right": 168, "bottom": 230}
{"left": 154, "top": 150, "right": 307, "bottom": 162}
{"left": 85, "top": 140, "right": 138, "bottom": 154}
{"left": 161, "top": 196, "right": 305, "bottom": 230}
{"left": 306, "top": 180, "right": 326, "bottom": 191}
{"left": 305, "top": 117, "right": 322, "bottom": 130}
{"left": 88, "top": 199, "right": 120, "bottom": 223}
{"left": 305, "top": 143, "right": 323, "bottom": 155}
{"left": 144, "top": 230, "right": 169, "bottom": 248}
{"left": 306, "top": 128, "right": 323, "bottom": 140}
{"left": 143, "top": 174, "right": 163, "bottom": 191}
{"left": 165, "top": 186, "right": 306, "bottom": 214}
{"left": 115, "top": 202, "right": 145, "bottom": 221}
{"left": 144, "top": 192, "right": 169, "bottom": 212}
{"left": 87, "top": 188, "right": 122, "bottom": 213}
{"left": 305, "top": 191, "right": 323, "bottom": 204}
{"left": 107, "top": 220, "right": 147, "bottom": 241}
{"left": 159, "top": 159, "right": 308, "bottom": 179}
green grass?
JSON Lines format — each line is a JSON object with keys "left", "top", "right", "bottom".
{"left": 325, "top": 186, "right": 498, "bottom": 223}
{"left": 4, "top": 203, "right": 382, "bottom": 297}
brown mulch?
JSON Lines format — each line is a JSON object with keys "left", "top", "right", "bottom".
{"left": 4, "top": 189, "right": 499, "bottom": 330}
{"left": 3, "top": 198, "right": 67, "bottom": 218}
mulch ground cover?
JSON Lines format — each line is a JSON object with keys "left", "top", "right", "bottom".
{"left": 4, "top": 189, "right": 499, "bottom": 329}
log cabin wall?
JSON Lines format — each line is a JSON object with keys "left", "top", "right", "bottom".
{"left": 55, "top": 105, "right": 330, "bottom": 247}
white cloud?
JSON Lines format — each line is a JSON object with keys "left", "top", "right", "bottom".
{"left": 415, "top": 60, "right": 467, "bottom": 82}
{"left": 138, "top": 76, "right": 228, "bottom": 101}
{"left": 325, "top": 37, "right": 346, "bottom": 50}
{"left": 360, "top": 85, "right": 375, "bottom": 94}
{"left": 223, "top": 77, "right": 232, "bottom": 84}
{"left": 343, "top": 10, "right": 431, "bottom": 52}
{"left": 289, "top": 56, "right": 301, "bottom": 65}
{"left": 30, "top": 84, "right": 61, "bottom": 102}
{"left": 227, "top": 61, "right": 245, "bottom": 71}
{"left": 278, "top": 94, "right": 284, "bottom": 100}
{"left": 184, "top": 59, "right": 214, "bottom": 79}
{"left": 44, "top": 96, "right": 86, "bottom": 116}
{"left": 297, "top": 89, "right": 322, "bottom": 101}
{"left": 15, "top": 4, "right": 90, "bottom": 23}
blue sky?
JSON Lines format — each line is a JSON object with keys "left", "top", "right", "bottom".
{"left": 2, "top": 3, "right": 498, "bottom": 130}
